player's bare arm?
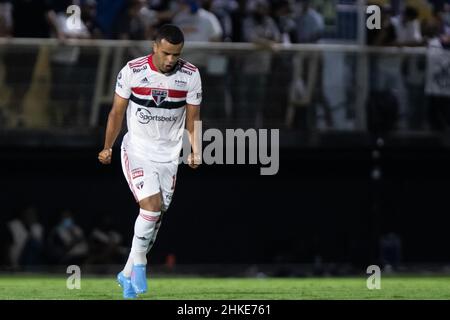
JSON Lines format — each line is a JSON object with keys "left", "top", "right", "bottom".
{"left": 186, "top": 103, "right": 201, "bottom": 169}
{"left": 98, "top": 94, "right": 128, "bottom": 165}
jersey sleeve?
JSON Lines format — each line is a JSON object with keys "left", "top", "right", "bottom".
{"left": 115, "top": 64, "right": 132, "bottom": 99}
{"left": 186, "top": 69, "right": 202, "bottom": 106}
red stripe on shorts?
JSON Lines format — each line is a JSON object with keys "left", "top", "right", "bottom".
{"left": 123, "top": 150, "right": 139, "bottom": 202}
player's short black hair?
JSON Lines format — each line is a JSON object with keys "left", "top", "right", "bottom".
{"left": 155, "top": 24, "right": 184, "bottom": 45}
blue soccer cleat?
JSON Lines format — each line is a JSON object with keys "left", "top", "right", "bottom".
{"left": 131, "top": 264, "right": 147, "bottom": 294}
{"left": 117, "top": 272, "right": 137, "bottom": 299}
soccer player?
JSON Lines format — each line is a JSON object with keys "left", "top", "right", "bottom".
{"left": 98, "top": 24, "right": 202, "bottom": 299}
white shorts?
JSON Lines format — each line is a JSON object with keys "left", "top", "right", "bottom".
{"left": 121, "top": 145, "right": 178, "bottom": 211}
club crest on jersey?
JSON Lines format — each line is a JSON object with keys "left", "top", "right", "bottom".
{"left": 151, "top": 89, "right": 168, "bottom": 106}
{"left": 136, "top": 181, "right": 144, "bottom": 190}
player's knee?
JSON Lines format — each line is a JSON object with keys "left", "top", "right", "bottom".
{"left": 140, "top": 201, "right": 161, "bottom": 212}
{"left": 139, "top": 194, "right": 162, "bottom": 212}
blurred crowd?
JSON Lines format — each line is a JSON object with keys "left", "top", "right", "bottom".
{"left": 0, "top": 0, "right": 450, "bottom": 132}
{"left": 0, "top": 0, "right": 448, "bottom": 45}
{"left": 0, "top": 0, "right": 330, "bottom": 129}
{"left": 0, "top": 0, "right": 328, "bottom": 43}
{"left": 0, "top": 206, "right": 128, "bottom": 269}
{"left": 366, "top": 1, "right": 450, "bottom": 131}
{"left": 0, "top": 0, "right": 334, "bottom": 47}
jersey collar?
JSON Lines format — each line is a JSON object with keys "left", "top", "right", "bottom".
{"left": 148, "top": 54, "right": 158, "bottom": 72}
{"left": 148, "top": 54, "right": 179, "bottom": 75}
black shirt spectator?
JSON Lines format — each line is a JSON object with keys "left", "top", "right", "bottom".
{"left": 11, "top": 0, "right": 53, "bottom": 38}
{"left": 115, "top": 0, "right": 147, "bottom": 40}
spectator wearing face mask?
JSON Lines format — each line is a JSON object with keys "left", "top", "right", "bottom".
{"left": 46, "top": 209, "right": 89, "bottom": 265}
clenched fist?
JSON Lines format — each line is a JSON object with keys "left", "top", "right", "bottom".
{"left": 187, "top": 152, "right": 201, "bottom": 169}
{"left": 98, "top": 148, "right": 113, "bottom": 164}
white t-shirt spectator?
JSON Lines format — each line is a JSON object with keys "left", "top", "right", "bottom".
{"left": 390, "top": 16, "right": 422, "bottom": 43}
{"left": 51, "top": 12, "right": 90, "bottom": 65}
{"left": 173, "top": 8, "right": 223, "bottom": 42}
{"left": 173, "top": 7, "right": 223, "bottom": 68}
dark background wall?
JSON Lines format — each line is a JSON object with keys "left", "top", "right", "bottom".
{"left": 1, "top": 140, "right": 450, "bottom": 267}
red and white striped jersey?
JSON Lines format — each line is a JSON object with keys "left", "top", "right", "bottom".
{"left": 115, "top": 54, "right": 202, "bottom": 162}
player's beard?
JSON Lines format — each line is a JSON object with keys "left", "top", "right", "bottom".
{"left": 160, "top": 62, "right": 176, "bottom": 74}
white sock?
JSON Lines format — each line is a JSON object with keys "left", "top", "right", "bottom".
{"left": 131, "top": 208, "right": 161, "bottom": 266}
{"left": 122, "top": 252, "right": 134, "bottom": 277}
{"left": 146, "top": 211, "right": 165, "bottom": 254}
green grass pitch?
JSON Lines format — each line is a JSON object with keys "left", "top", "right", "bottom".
{"left": 0, "top": 275, "right": 449, "bottom": 299}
